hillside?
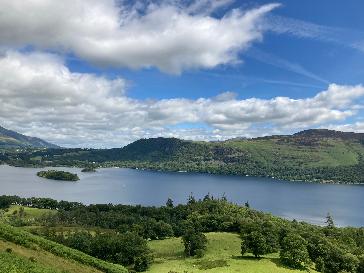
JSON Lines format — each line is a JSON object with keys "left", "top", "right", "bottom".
{"left": 0, "top": 126, "right": 59, "bottom": 148}
{"left": 0, "top": 222, "right": 128, "bottom": 273}
{"left": 3, "top": 129, "right": 364, "bottom": 183}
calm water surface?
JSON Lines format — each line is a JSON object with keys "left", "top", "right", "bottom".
{"left": 0, "top": 165, "right": 363, "bottom": 227}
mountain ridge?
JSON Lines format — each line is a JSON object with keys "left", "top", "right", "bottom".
{"left": 0, "top": 126, "right": 59, "bottom": 148}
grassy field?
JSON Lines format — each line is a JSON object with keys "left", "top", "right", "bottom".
{"left": 148, "top": 232, "right": 317, "bottom": 273}
{"left": 4, "top": 205, "right": 56, "bottom": 220}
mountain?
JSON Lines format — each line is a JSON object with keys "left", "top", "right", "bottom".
{"left": 3, "top": 129, "right": 364, "bottom": 183}
{"left": 0, "top": 126, "right": 59, "bottom": 148}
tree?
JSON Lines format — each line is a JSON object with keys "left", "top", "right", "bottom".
{"left": 187, "top": 193, "right": 196, "bottom": 205}
{"left": 182, "top": 228, "right": 207, "bottom": 257}
{"left": 325, "top": 213, "right": 335, "bottom": 229}
{"left": 243, "top": 231, "right": 268, "bottom": 258}
{"left": 280, "top": 233, "right": 311, "bottom": 269}
{"left": 166, "top": 198, "right": 174, "bottom": 208}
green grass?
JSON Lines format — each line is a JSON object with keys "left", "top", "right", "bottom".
{"left": 4, "top": 205, "right": 56, "bottom": 220}
{"left": 148, "top": 232, "right": 317, "bottom": 273}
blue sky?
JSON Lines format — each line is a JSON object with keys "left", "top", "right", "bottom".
{"left": 66, "top": 0, "right": 364, "bottom": 101}
{"left": 1, "top": 0, "right": 364, "bottom": 147}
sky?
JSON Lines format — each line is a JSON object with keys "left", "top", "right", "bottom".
{"left": 1, "top": 0, "right": 364, "bottom": 148}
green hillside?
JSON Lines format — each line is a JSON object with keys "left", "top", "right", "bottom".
{"left": 0, "top": 222, "right": 128, "bottom": 273}
{"left": 3, "top": 129, "right": 364, "bottom": 183}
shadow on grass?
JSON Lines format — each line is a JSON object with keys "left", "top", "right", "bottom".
{"left": 231, "top": 255, "right": 262, "bottom": 261}
{"left": 269, "top": 257, "right": 310, "bottom": 272}
{"left": 232, "top": 255, "right": 310, "bottom": 271}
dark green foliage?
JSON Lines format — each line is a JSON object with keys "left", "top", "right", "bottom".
{"left": 240, "top": 218, "right": 279, "bottom": 257}
{"left": 357, "top": 256, "right": 364, "bottom": 273}
{"left": 49, "top": 230, "right": 151, "bottom": 270}
{"left": 242, "top": 231, "right": 269, "bottom": 258}
{"left": 166, "top": 198, "right": 174, "bottom": 208}
{"left": 37, "top": 170, "right": 79, "bottom": 181}
{"left": 182, "top": 228, "right": 207, "bottom": 257}
{"left": 326, "top": 213, "right": 335, "bottom": 229}
{"left": 134, "top": 255, "right": 149, "bottom": 272}
{"left": 307, "top": 235, "right": 359, "bottom": 273}
{"left": 280, "top": 233, "right": 311, "bottom": 269}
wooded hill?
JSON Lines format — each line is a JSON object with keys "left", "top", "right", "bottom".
{"left": 3, "top": 129, "right": 364, "bottom": 183}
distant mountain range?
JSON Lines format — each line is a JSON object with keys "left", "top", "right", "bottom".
{"left": 0, "top": 126, "right": 59, "bottom": 148}
{"left": 3, "top": 128, "right": 364, "bottom": 183}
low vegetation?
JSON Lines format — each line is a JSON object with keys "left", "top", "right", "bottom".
{"left": 37, "top": 170, "right": 79, "bottom": 181}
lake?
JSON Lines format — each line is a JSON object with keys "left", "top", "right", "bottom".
{"left": 0, "top": 164, "right": 363, "bottom": 227}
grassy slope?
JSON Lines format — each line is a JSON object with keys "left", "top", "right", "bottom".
{"left": 148, "top": 232, "right": 317, "bottom": 273}
{"left": 4, "top": 205, "right": 57, "bottom": 219}
{"left": 0, "top": 222, "right": 128, "bottom": 273}
{"left": 225, "top": 138, "right": 362, "bottom": 169}
{"left": 0, "top": 240, "right": 103, "bottom": 273}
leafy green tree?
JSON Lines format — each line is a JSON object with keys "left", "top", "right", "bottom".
{"left": 280, "top": 233, "right": 311, "bottom": 269}
{"left": 243, "top": 231, "right": 268, "bottom": 258}
{"left": 182, "top": 228, "right": 207, "bottom": 257}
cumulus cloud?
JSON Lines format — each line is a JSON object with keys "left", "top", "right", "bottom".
{"left": 0, "top": 51, "right": 363, "bottom": 147}
{"left": 0, "top": 0, "right": 279, "bottom": 73}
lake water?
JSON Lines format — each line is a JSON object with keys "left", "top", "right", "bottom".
{"left": 0, "top": 164, "right": 363, "bottom": 227}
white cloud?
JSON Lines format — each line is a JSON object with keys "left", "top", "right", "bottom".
{"left": 0, "top": 51, "right": 363, "bottom": 147}
{"left": 326, "top": 122, "right": 364, "bottom": 133}
{"left": 0, "top": 0, "right": 279, "bottom": 73}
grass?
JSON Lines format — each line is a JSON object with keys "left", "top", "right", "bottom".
{"left": 4, "top": 205, "right": 57, "bottom": 220}
{"left": 148, "top": 232, "right": 317, "bottom": 273}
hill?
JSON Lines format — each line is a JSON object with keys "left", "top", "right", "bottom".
{"left": 3, "top": 129, "right": 364, "bottom": 183}
{"left": 0, "top": 126, "right": 59, "bottom": 148}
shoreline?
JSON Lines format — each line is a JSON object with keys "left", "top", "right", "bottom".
{"left": 1, "top": 162, "right": 363, "bottom": 185}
